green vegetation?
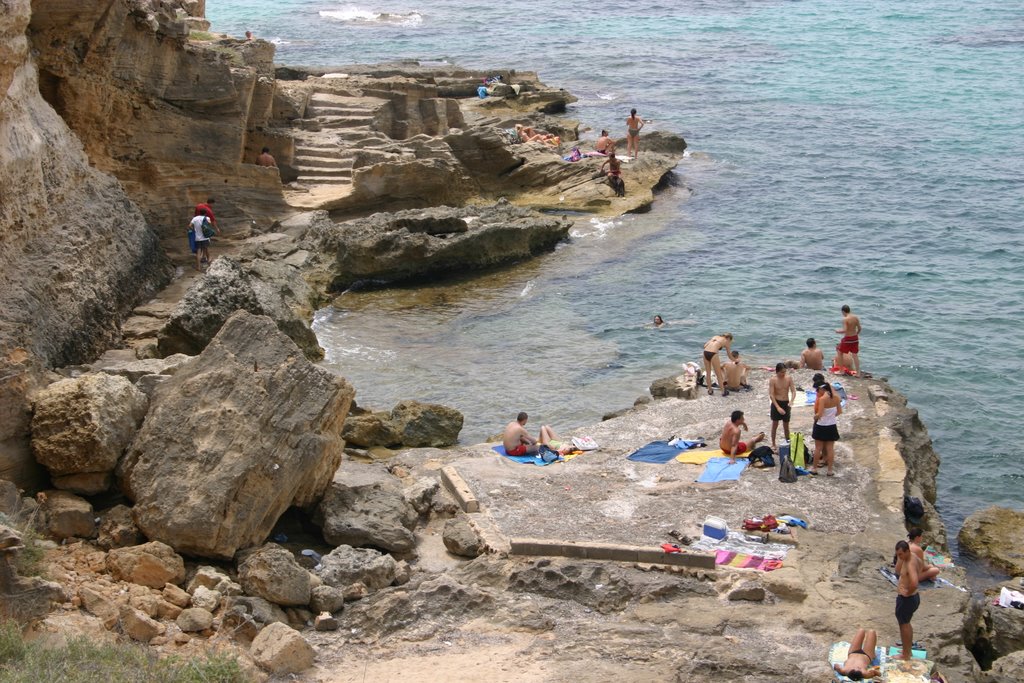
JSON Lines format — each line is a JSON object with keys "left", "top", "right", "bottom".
{"left": 189, "top": 31, "right": 216, "bottom": 41}
{"left": 0, "top": 621, "right": 250, "bottom": 683}
{"left": 0, "top": 511, "right": 45, "bottom": 579}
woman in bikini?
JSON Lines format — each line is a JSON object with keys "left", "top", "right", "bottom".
{"left": 833, "top": 628, "right": 880, "bottom": 681}
{"left": 811, "top": 379, "right": 843, "bottom": 476}
{"left": 625, "top": 108, "right": 644, "bottom": 158}
{"left": 702, "top": 333, "right": 733, "bottom": 396}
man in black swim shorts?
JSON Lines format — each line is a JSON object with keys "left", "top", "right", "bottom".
{"left": 768, "top": 362, "right": 796, "bottom": 451}
{"left": 894, "top": 540, "right": 921, "bottom": 660}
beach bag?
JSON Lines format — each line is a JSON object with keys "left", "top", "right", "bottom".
{"left": 790, "top": 432, "right": 805, "bottom": 468}
{"left": 743, "top": 515, "right": 779, "bottom": 531}
{"left": 779, "top": 454, "right": 797, "bottom": 483}
{"left": 538, "top": 445, "right": 560, "bottom": 463}
{"left": 904, "top": 495, "right": 925, "bottom": 522}
{"left": 748, "top": 445, "right": 774, "bottom": 468}
{"left": 571, "top": 436, "right": 598, "bottom": 451}
{"left": 201, "top": 218, "right": 215, "bottom": 239}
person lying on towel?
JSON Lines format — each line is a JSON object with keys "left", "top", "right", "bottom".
{"left": 503, "top": 412, "right": 560, "bottom": 456}
{"left": 834, "top": 628, "right": 881, "bottom": 680}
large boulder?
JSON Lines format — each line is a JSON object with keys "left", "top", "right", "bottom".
{"left": 30, "top": 374, "right": 147, "bottom": 494}
{"left": 250, "top": 621, "right": 315, "bottom": 675}
{"left": 318, "top": 545, "right": 398, "bottom": 593}
{"left": 959, "top": 506, "right": 1024, "bottom": 576}
{"left": 389, "top": 401, "right": 463, "bottom": 447}
{"left": 442, "top": 515, "right": 483, "bottom": 558}
{"left": 39, "top": 490, "right": 96, "bottom": 540}
{"left": 120, "top": 312, "right": 352, "bottom": 559}
{"left": 107, "top": 541, "right": 186, "bottom": 588}
{"left": 314, "top": 467, "right": 417, "bottom": 552}
{"left": 238, "top": 544, "right": 312, "bottom": 607}
{"left": 985, "top": 650, "right": 1024, "bottom": 683}
{"left": 304, "top": 202, "right": 572, "bottom": 291}
{"left": 157, "top": 257, "right": 322, "bottom": 360}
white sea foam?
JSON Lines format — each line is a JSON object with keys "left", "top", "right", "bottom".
{"left": 519, "top": 280, "right": 535, "bottom": 297}
{"left": 570, "top": 216, "right": 619, "bottom": 240}
{"left": 597, "top": 92, "right": 618, "bottom": 101}
{"left": 319, "top": 5, "right": 424, "bottom": 26}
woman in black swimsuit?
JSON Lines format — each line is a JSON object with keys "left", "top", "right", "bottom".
{"left": 702, "top": 333, "right": 733, "bottom": 396}
{"left": 833, "top": 628, "right": 880, "bottom": 681}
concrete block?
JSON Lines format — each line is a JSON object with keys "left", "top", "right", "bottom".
{"left": 558, "top": 541, "right": 588, "bottom": 558}
{"left": 440, "top": 465, "right": 479, "bottom": 513}
{"left": 658, "top": 552, "right": 716, "bottom": 569}
{"left": 584, "top": 543, "right": 639, "bottom": 562}
{"left": 508, "top": 538, "right": 563, "bottom": 556}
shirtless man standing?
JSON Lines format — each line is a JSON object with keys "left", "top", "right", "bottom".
{"left": 502, "top": 412, "right": 557, "bottom": 457}
{"left": 898, "top": 528, "right": 941, "bottom": 582}
{"left": 769, "top": 362, "right": 797, "bottom": 450}
{"left": 723, "top": 351, "right": 750, "bottom": 391}
{"left": 719, "top": 410, "right": 765, "bottom": 464}
{"left": 836, "top": 305, "right": 862, "bottom": 376}
{"left": 833, "top": 628, "right": 881, "bottom": 681}
{"left": 800, "top": 338, "right": 824, "bottom": 370}
{"left": 894, "top": 540, "right": 921, "bottom": 661}
{"left": 702, "top": 333, "right": 733, "bottom": 396}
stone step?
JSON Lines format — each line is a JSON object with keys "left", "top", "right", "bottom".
{"left": 307, "top": 105, "right": 377, "bottom": 118}
{"left": 291, "top": 156, "right": 355, "bottom": 170}
{"left": 294, "top": 166, "right": 353, "bottom": 177}
{"left": 308, "top": 93, "right": 378, "bottom": 107}
{"left": 297, "top": 175, "right": 353, "bottom": 186}
{"left": 316, "top": 115, "right": 376, "bottom": 129}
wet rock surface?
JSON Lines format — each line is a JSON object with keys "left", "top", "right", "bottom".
{"left": 959, "top": 506, "right": 1024, "bottom": 576}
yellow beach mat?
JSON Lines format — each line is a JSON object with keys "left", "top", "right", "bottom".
{"left": 675, "top": 449, "right": 730, "bottom": 465}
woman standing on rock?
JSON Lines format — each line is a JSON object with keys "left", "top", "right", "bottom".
{"left": 625, "top": 108, "right": 645, "bottom": 158}
{"left": 811, "top": 376, "right": 842, "bottom": 476}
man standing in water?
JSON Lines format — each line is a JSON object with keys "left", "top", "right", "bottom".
{"left": 625, "top": 108, "right": 645, "bottom": 159}
{"left": 769, "top": 362, "right": 797, "bottom": 451}
{"left": 836, "top": 305, "right": 862, "bottom": 376}
{"left": 893, "top": 540, "right": 921, "bottom": 661}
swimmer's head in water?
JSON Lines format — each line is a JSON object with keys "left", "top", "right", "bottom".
{"left": 653, "top": 315, "right": 664, "bottom": 325}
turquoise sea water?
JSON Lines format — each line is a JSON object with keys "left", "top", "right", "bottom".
{"left": 208, "top": 1, "right": 1024, "bottom": 543}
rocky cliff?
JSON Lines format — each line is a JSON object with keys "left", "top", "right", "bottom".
{"left": 1, "top": 0, "right": 170, "bottom": 489}
{"left": 28, "top": 0, "right": 290, "bottom": 236}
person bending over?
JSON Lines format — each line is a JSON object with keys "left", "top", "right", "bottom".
{"left": 702, "top": 333, "right": 733, "bottom": 396}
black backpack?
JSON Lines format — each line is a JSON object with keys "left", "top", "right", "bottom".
{"left": 749, "top": 445, "right": 775, "bottom": 468}
{"left": 904, "top": 495, "right": 925, "bottom": 522}
{"left": 778, "top": 454, "right": 797, "bottom": 483}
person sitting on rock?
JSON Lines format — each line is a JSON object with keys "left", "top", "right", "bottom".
{"left": 516, "top": 124, "right": 560, "bottom": 146}
{"left": 595, "top": 129, "right": 615, "bottom": 154}
{"left": 801, "top": 337, "right": 824, "bottom": 370}
{"left": 724, "top": 351, "right": 751, "bottom": 391}
{"left": 719, "top": 410, "right": 765, "bottom": 464}
{"left": 897, "top": 528, "right": 941, "bottom": 582}
{"left": 833, "top": 628, "right": 881, "bottom": 681}
{"left": 256, "top": 146, "right": 277, "bottom": 168}
{"left": 600, "top": 152, "right": 625, "bottom": 197}
{"left": 502, "top": 412, "right": 558, "bottom": 456}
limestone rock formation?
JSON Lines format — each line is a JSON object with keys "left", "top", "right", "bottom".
{"left": 96, "top": 504, "right": 144, "bottom": 549}
{"left": 39, "top": 490, "right": 96, "bottom": 540}
{"left": 304, "top": 203, "right": 571, "bottom": 291}
{"left": 310, "top": 584, "right": 346, "bottom": 614}
{"left": 959, "top": 506, "right": 1024, "bottom": 576}
{"left": 90, "top": 353, "right": 194, "bottom": 383}
{"left": 0, "top": 523, "right": 66, "bottom": 624}
{"left": 176, "top": 607, "right": 213, "bottom": 633}
{"left": 121, "top": 311, "right": 352, "bottom": 559}
{"left": 31, "top": 374, "right": 148, "bottom": 495}
{"left": 106, "top": 541, "right": 186, "bottom": 588}
{"left": 27, "top": 0, "right": 291, "bottom": 235}
{"left": 250, "top": 621, "right": 315, "bottom": 675}
{"left": 238, "top": 543, "right": 312, "bottom": 607}
{"left": 119, "top": 604, "right": 165, "bottom": 642}
{"left": 343, "top": 400, "right": 464, "bottom": 448}
{"left": 158, "top": 256, "right": 322, "bottom": 360}
{"left": 314, "top": 467, "right": 418, "bottom": 553}
{"left": 442, "top": 515, "right": 483, "bottom": 558}
{"left": 1, "top": 0, "right": 170, "bottom": 490}
{"left": 318, "top": 545, "right": 399, "bottom": 593}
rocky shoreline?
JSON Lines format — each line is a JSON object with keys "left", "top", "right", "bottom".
{"left": 2, "top": 2, "right": 1023, "bottom": 682}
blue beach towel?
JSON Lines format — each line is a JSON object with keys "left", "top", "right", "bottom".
{"left": 491, "top": 445, "right": 562, "bottom": 466}
{"left": 626, "top": 439, "right": 703, "bottom": 464}
{"left": 696, "top": 457, "right": 748, "bottom": 483}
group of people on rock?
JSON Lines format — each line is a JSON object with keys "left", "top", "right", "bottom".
{"left": 836, "top": 528, "right": 941, "bottom": 678}
{"left": 703, "top": 305, "right": 862, "bottom": 476}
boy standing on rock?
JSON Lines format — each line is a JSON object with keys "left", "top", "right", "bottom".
{"left": 769, "top": 363, "right": 796, "bottom": 451}
{"left": 894, "top": 540, "right": 921, "bottom": 661}
{"left": 836, "top": 305, "right": 862, "bottom": 376}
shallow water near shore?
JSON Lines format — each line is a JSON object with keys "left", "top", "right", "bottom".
{"left": 209, "top": 1, "right": 1024, "bottom": 544}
